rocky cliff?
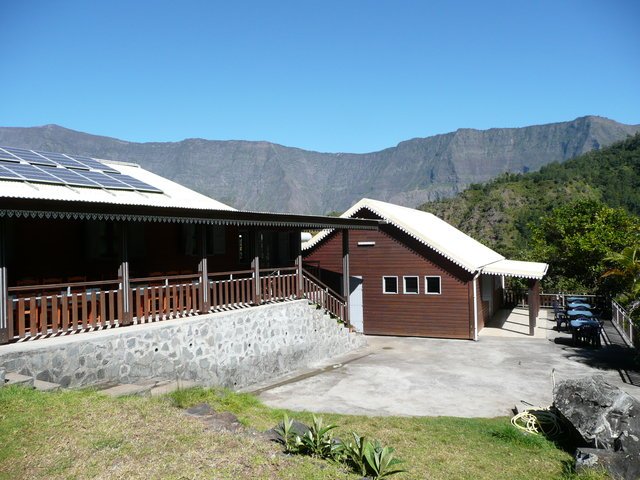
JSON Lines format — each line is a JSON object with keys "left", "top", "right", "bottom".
{"left": 0, "top": 116, "right": 637, "bottom": 214}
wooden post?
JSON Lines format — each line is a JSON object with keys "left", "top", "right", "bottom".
{"left": 118, "top": 223, "right": 132, "bottom": 326}
{"left": 199, "top": 225, "right": 210, "bottom": 312}
{"left": 252, "top": 231, "right": 261, "bottom": 305}
{"left": 342, "top": 229, "right": 350, "bottom": 328}
{"left": 527, "top": 279, "right": 540, "bottom": 336}
{"left": 296, "top": 253, "right": 303, "bottom": 299}
{"left": 0, "top": 218, "right": 8, "bottom": 344}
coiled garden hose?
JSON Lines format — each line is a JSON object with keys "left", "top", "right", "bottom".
{"left": 511, "top": 407, "right": 564, "bottom": 438}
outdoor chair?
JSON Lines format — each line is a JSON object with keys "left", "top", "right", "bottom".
{"left": 552, "top": 299, "right": 565, "bottom": 314}
{"left": 572, "top": 324, "right": 601, "bottom": 347}
{"left": 555, "top": 312, "right": 569, "bottom": 331}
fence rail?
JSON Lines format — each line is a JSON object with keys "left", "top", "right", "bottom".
{"left": 7, "top": 280, "right": 123, "bottom": 339}
{"left": 301, "top": 268, "right": 346, "bottom": 323}
{"left": 611, "top": 300, "right": 638, "bottom": 348}
{"left": 5, "top": 265, "right": 348, "bottom": 342}
{"left": 130, "top": 279, "right": 201, "bottom": 324}
{"left": 504, "top": 289, "right": 603, "bottom": 309}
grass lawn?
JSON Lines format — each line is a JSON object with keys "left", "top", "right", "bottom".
{"left": 0, "top": 385, "right": 606, "bottom": 480}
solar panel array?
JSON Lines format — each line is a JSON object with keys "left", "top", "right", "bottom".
{"left": 0, "top": 146, "right": 162, "bottom": 193}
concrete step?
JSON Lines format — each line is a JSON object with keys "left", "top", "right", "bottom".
{"left": 34, "top": 379, "right": 62, "bottom": 392}
{"left": 4, "top": 372, "right": 34, "bottom": 388}
{"left": 149, "top": 380, "right": 199, "bottom": 396}
{"left": 100, "top": 383, "right": 152, "bottom": 398}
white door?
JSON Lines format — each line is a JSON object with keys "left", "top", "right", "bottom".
{"left": 349, "top": 276, "right": 364, "bottom": 332}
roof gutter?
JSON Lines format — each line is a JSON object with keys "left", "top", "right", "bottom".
{"left": 0, "top": 198, "right": 382, "bottom": 230}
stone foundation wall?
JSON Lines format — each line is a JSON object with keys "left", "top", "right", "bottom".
{"left": 0, "top": 300, "right": 366, "bottom": 389}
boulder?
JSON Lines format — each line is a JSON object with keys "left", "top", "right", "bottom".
{"left": 575, "top": 448, "right": 640, "bottom": 480}
{"left": 554, "top": 376, "right": 640, "bottom": 455}
{"left": 183, "top": 403, "right": 244, "bottom": 433}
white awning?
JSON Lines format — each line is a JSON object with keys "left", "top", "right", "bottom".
{"left": 481, "top": 259, "right": 549, "bottom": 279}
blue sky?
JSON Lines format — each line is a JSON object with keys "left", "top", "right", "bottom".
{"left": 0, "top": 0, "right": 638, "bottom": 153}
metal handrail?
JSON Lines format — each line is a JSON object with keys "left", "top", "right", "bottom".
{"left": 611, "top": 300, "right": 636, "bottom": 347}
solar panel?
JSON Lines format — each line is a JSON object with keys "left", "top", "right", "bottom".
{"left": 0, "top": 146, "right": 57, "bottom": 166}
{"left": 0, "top": 164, "right": 23, "bottom": 180}
{"left": 68, "top": 155, "right": 120, "bottom": 173}
{"left": 37, "top": 151, "right": 88, "bottom": 169}
{"left": 107, "top": 173, "right": 163, "bottom": 193}
{"left": 3, "top": 163, "right": 60, "bottom": 183}
{"left": 80, "top": 170, "right": 134, "bottom": 189}
{"left": 39, "top": 166, "right": 101, "bottom": 188}
{"left": 0, "top": 148, "right": 21, "bottom": 163}
{"left": 0, "top": 144, "right": 163, "bottom": 194}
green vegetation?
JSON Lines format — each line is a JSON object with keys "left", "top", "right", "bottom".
{"left": 0, "top": 386, "right": 605, "bottom": 479}
{"left": 274, "top": 414, "right": 406, "bottom": 479}
{"left": 420, "top": 133, "right": 640, "bottom": 295}
{"left": 602, "top": 245, "right": 640, "bottom": 316}
{"left": 529, "top": 200, "right": 640, "bottom": 293}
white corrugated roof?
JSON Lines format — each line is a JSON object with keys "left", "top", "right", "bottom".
{"left": 0, "top": 160, "right": 235, "bottom": 211}
{"left": 480, "top": 259, "right": 548, "bottom": 279}
{"left": 304, "top": 198, "right": 548, "bottom": 278}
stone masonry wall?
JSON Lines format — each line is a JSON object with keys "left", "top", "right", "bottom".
{"left": 0, "top": 300, "right": 366, "bottom": 389}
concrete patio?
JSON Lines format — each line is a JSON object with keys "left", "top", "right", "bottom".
{"left": 253, "top": 308, "right": 639, "bottom": 417}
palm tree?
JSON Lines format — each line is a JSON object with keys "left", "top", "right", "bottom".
{"left": 602, "top": 245, "right": 640, "bottom": 314}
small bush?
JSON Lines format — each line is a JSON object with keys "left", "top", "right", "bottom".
{"left": 273, "top": 414, "right": 406, "bottom": 479}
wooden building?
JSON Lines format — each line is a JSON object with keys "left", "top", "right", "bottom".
{"left": 303, "top": 198, "right": 548, "bottom": 339}
{"left": 0, "top": 146, "right": 378, "bottom": 344}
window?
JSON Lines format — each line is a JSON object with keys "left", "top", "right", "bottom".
{"left": 182, "top": 224, "right": 198, "bottom": 256}
{"left": 238, "top": 230, "right": 252, "bottom": 263}
{"left": 183, "top": 225, "right": 226, "bottom": 256}
{"left": 403, "top": 276, "right": 419, "bottom": 294}
{"left": 382, "top": 276, "right": 398, "bottom": 294}
{"left": 425, "top": 276, "right": 441, "bottom": 295}
{"left": 210, "top": 225, "right": 226, "bottom": 255}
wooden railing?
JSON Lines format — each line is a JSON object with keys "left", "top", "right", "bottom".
{"left": 504, "top": 289, "right": 603, "bottom": 310}
{"left": 260, "top": 267, "right": 298, "bottom": 304}
{"left": 130, "top": 274, "right": 202, "bottom": 323}
{"left": 7, "top": 279, "right": 123, "bottom": 339}
{"left": 5, "top": 266, "right": 350, "bottom": 342}
{"left": 209, "top": 270, "right": 255, "bottom": 309}
{"left": 612, "top": 300, "right": 638, "bottom": 348}
{"left": 301, "top": 268, "right": 346, "bottom": 323}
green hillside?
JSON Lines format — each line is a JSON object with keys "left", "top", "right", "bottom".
{"left": 420, "top": 133, "right": 640, "bottom": 259}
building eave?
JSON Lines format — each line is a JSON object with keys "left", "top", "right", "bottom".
{"left": 0, "top": 198, "right": 381, "bottom": 230}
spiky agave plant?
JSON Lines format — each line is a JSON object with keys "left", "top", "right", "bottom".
{"left": 363, "top": 439, "right": 406, "bottom": 479}
{"left": 299, "top": 414, "right": 337, "bottom": 458}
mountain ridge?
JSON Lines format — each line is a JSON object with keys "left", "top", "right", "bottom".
{"left": 418, "top": 133, "right": 640, "bottom": 258}
{"left": 0, "top": 116, "right": 638, "bottom": 214}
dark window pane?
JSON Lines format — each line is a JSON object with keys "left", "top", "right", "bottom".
{"left": 404, "top": 276, "right": 419, "bottom": 294}
{"left": 426, "top": 276, "right": 441, "bottom": 294}
{"left": 383, "top": 276, "right": 398, "bottom": 294}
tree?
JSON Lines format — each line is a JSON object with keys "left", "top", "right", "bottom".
{"left": 528, "top": 200, "right": 640, "bottom": 293}
{"left": 602, "top": 245, "right": 640, "bottom": 315}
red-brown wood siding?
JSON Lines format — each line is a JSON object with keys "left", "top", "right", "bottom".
{"left": 304, "top": 214, "right": 475, "bottom": 339}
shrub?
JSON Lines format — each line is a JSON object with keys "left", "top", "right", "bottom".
{"left": 273, "top": 415, "right": 406, "bottom": 478}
